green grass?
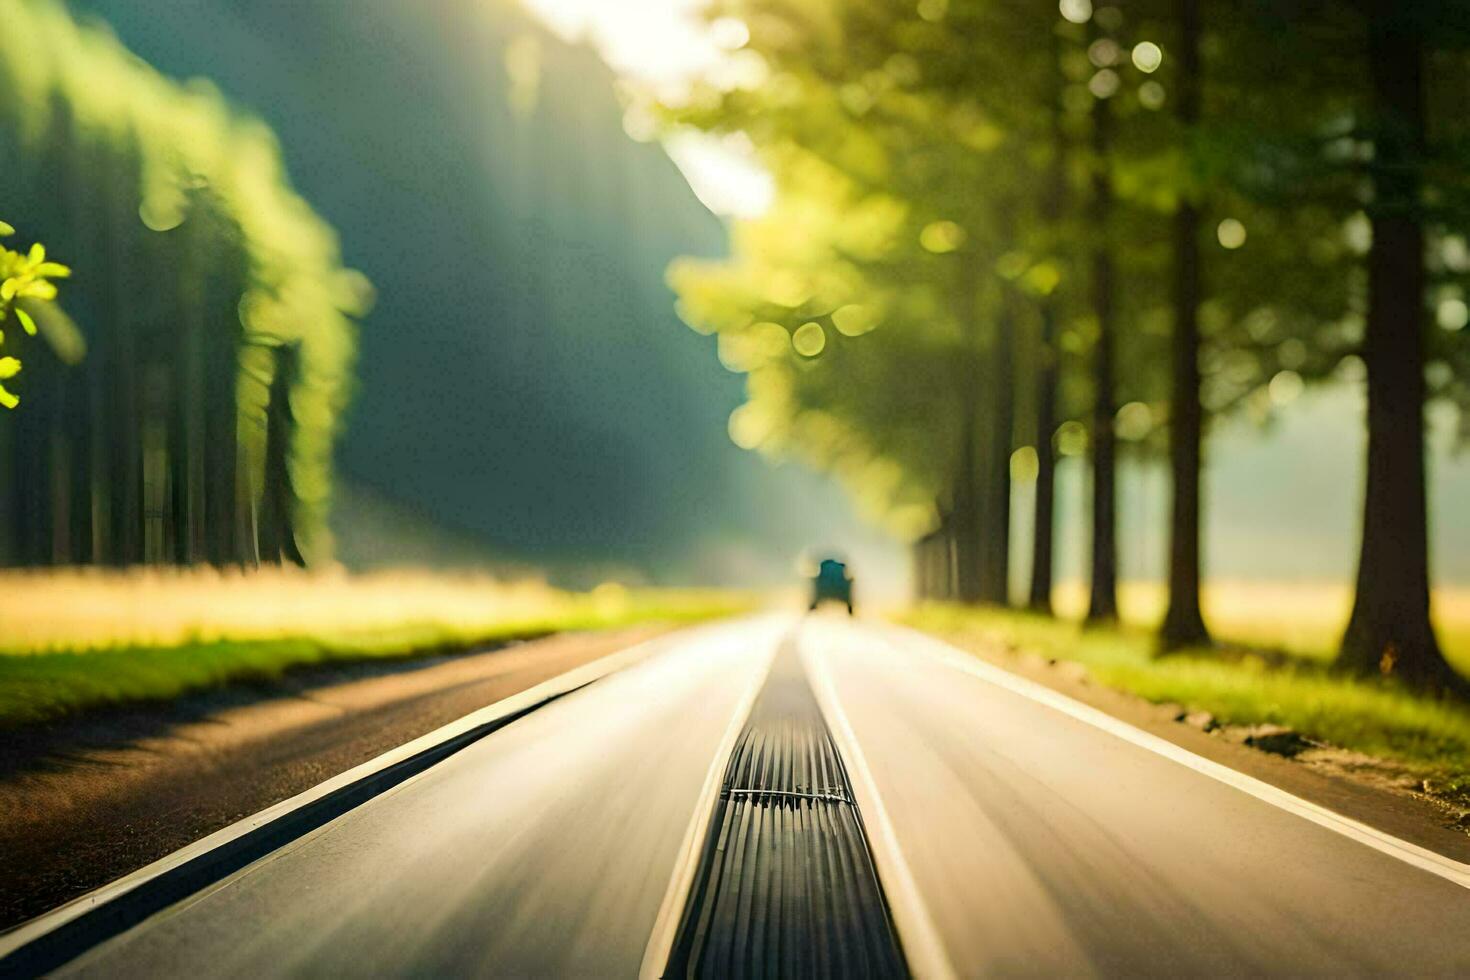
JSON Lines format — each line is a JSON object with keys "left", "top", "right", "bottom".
{"left": 1048, "top": 579, "right": 1470, "bottom": 676}
{"left": 0, "top": 592, "right": 748, "bottom": 729}
{"left": 901, "top": 604, "right": 1470, "bottom": 788}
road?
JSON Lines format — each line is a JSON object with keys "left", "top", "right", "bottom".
{"left": 10, "top": 615, "right": 1470, "bottom": 977}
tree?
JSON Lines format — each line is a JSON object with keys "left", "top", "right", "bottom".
{"left": 661, "top": 0, "right": 1086, "bottom": 605}
{"left": 1158, "top": 0, "right": 1211, "bottom": 649}
{"left": 1336, "top": 0, "right": 1466, "bottom": 693}
{"left": 1085, "top": 20, "right": 1120, "bottom": 625}
{"left": 1028, "top": 40, "right": 1070, "bottom": 615}
{"left": 257, "top": 343, "right": 306, "bottom": 566}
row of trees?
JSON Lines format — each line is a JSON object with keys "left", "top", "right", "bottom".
{"left": 665, "top": 0, "right": 1470, "bottom": 693}
{"left": 0, "top": 0, "right": 367, "bottom": 567}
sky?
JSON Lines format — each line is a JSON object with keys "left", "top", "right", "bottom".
{"left": 519, "top": 0, "right": 774, "bottom": 217}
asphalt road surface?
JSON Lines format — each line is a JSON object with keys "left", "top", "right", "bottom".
{"left": 13, "top": 615, "right": 1470, "bottom": 978}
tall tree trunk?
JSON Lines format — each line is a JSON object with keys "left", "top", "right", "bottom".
{"left": 170, "top": 212, "right": 206, "bottom": 565}
{"left": 952, "top": 383, "right": 982, "bottom": 603}
{"left": 203, "top": 248, "right": 243, "bottom": 567}
{"left": 913, "top": 538, "right": 929, "bottom": 601}
{"left": 14, "top": 350, "right": 55, "bottom": 564}
{"left": 915, "top": 524, "right": 949, "bottom": 602}
{"left": 258, "top": 344, "right": 306, "bottom": 566}
{"left": 1337, "top": 8, "right": 1461, "bottom": 694}
{"left": 48, "top": 380, "right": 71, "bottom": 564}
{"left": 1030, "top": 313, "right": 1058, "bottom": 613}
{"left": 1161, "top": 0, "right": 1212, "bottom": 650}
{"left": 105, "top": 154, "right": 143, "bottom": 566}
{"left": 980, "top": 294, "right": 1016, "bottom": 605}
{"left": 1086, "top": 82, "right": 1119, "bottom": 624}
{"left": 57, "top": 114, "right": 95, "bottom": 564}
{"left": 85, "top": 142, "right": 112, "bottom": 564}
{"left": 941, "top": 512, "right": 959, "bottom": 600}
{"left": 1030, "top": 59, "right": 1067, "bottom": 615}
{"left": 65, "top": 369, "right": 93, "bottom": 564}
{"left": 952, "top": 263, "right": 984, "bottom": 603}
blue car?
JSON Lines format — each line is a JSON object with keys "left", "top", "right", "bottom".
{"left": 810, "top": 558, "right": 854, "bottom": 614}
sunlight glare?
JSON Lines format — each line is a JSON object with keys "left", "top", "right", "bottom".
{"left": 519, "top": 0, "right": 724, "bottom": 94}
{"left": 518, "top": 0, "right": 772, "bottom": 217}
{"left": 665, "top": 131, "right": 775, "bottom": 218}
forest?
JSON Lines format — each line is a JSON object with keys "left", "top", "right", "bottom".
{"left": 663, "top": 0, "right": 1470, "bottom": 694}
{"left": 0, "top": 0, "right": 366, "bottom": 569}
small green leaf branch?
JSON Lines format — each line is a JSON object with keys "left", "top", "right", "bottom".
{"left": 0, "top": 220, "right": 71, "bottom": 408}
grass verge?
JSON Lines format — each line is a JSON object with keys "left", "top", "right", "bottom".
{"left": 901, "top": 603, "right": 1470, "bottom": 797}
{"left": 0, "top": 569, "right": 749, "bottom": 728}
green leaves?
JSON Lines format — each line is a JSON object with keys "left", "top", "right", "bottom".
{"left": 0, "top": 218, "right": 70, "bottom": 409}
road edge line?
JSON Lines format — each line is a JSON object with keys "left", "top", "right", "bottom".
{"left": 886, "top": 622, "right": 1470, "bottom": 891}
{"left": 637, "top": 621, "right": 785, "bottom": 979}
{"left": 802, "top": 622, "right": 959, "bottom": 980}
{"left": 0, "top": 624, "right": 703, "bottom": 969}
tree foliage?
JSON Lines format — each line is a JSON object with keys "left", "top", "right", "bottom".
{"left": 663, "top": 0, "right": 1470, "bottom": 692}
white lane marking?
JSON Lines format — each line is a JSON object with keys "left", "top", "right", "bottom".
{"left": 637, "top": 618, "right": 787, "bottom": 979}
{"left": 882, "top": 622, "right": 1470, "bottom": 891}
{"left": 801, "top": 621, "right": 960, "bottom": 980}
{"left": 0, "top": 622, "right": 727, "bottom": 958}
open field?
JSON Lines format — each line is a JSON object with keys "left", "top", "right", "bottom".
{"left": 905, "top": 585, "right": 1470, "bottom": 791}
{"left": 0, "top": 568, "right": 750, "bottom": 727}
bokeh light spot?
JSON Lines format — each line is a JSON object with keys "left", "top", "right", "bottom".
{"left": 1344, "top": 213, "right": 1372, "bottom": 254}
{"left": 917, "top": 0, "right": 949, "bottom": 22}
{"left": 1115, "top": 401, "right": 1153, "bottom": 441}
{"left": 1438, "top": 298, "right": 1469, "bottom": 331}
{"left": 1268, "top": 370, "right": 1304, "bottom": 406}
{"left": 709, "top": 17, "right": 749, "bottom": 50}
{"left": 1217, "top": 218, "right": 1247, "bottom": 249}
{"left": 1059, "top": 0, "right": 1092, "bottom": 24}
{"left": 920, "top": 220, "right": 966, "bottom": 253}
{"left": 139, "top": 196, "right": 185, "bottom": 232}
{"left": 1088, "top": 39, "right": 1120, "bottom": 68}
{"left": 1131, "top": 41, "right": 1163, "bottom": 73}
{"left": 1088, "top": 69, "right": 1120, "bottom": 99}
{"left": 792, "top": 321, "right": 827, "bottom": 357}
{"left": 832, "top": 304, "right": 880, "bottom": 336}
{"left": 1055, "top": 419, "right": 1089, "bottom": 456}
{"left": 1010, "top": 446, "right": 1040, "bottom": 483}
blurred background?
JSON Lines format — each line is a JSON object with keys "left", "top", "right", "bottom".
{"left": 0, "top": 0, "right": 904, "bottom": 597}
{"left": 3, "top": 0, "right": 1470, "bottom": 686}
{"left": 8, "top": 1, "right": 1470, "bottom": 940}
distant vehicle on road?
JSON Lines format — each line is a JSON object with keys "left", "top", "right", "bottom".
{"left": 810, "top": 557, "right": 854, "bottom": 614}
